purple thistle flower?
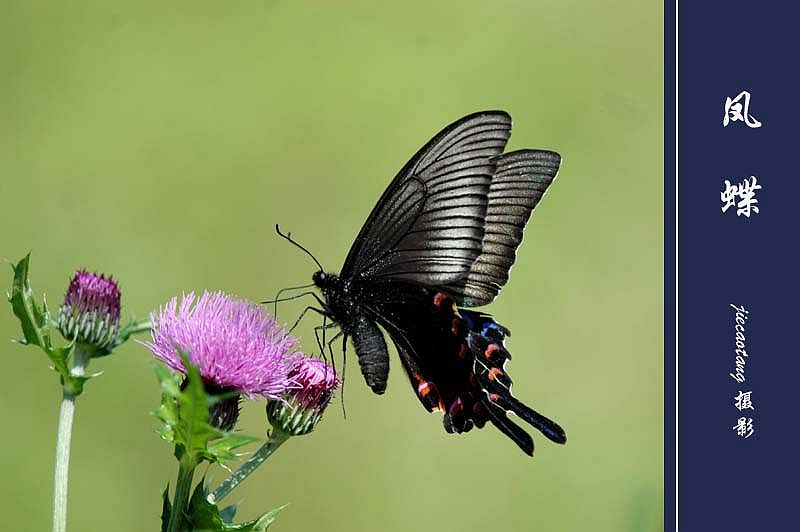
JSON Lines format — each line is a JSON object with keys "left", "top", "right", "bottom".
{"left": 142, "top": 291, "right": 299, "bottom": 401}
{"left": 57, "top": 270, "right": 121, "bottom": 349}
{"left": 267, "top": 357, "right": 340, "bottom": 436}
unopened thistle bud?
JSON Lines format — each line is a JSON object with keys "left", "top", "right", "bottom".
{"left": 57, "top": 270, "right": 121, "bottom": 350}
{"left": 267, "top": 357, "right": 339, "bottom": 436}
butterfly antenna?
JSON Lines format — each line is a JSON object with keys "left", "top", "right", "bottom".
{"left": 275, "top": 224, "right": 324, "bottom": 272}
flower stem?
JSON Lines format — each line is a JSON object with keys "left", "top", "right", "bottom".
{"left": 208, "top": 428, "right": 290, "bottom": 505}
{"left": 51, "top": 344, "right": 91, "bottom": 532}
{"left": 51, "top": 392, "right": 75, "bottom": 532}
{"left": 123, "top": 320, "right": 152, "bottom": 335}
{"left": 167, "top": 454, "right": 197, "bottom": 532}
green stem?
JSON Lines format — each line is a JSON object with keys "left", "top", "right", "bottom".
{"left": 208, "top": 429, "right": 290, "bottom": 505}
{"left": 124, "top": 320, "right": 152, "bottom": 335}
{"left": 51, "top": 392, "right": 75, "bottom": 532}
{"left": 51, "top": 344, "right": 91, "bottom": 532}
{"left": 167, "top": 454, "right": 197, "bottom": 532}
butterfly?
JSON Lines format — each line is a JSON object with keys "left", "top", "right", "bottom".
{"left": 292, "top": 110, "right": 565, "bottom": 456}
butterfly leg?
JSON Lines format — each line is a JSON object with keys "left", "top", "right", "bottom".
{"left": 325, "top": 330, "right": 344, "bottom": 362}
{"left": 289, "top": 300, "right": 328, "bottom": 333}
{"left": 317, "top": 327, "right": 342, "bottom": 370}
{"left": 341, "top": 333, "right": 348, "bottom": 388}
{"left": 320, "top": 329, "right": 346, "bottom": 415}
{"left": 313, "top": 319, "right": 339, "bottom": 360}
{"left": 308, "top": 322, "right": 345, "bottom": 375}
{"left": 339, "top": 332, "right": 348, "bottom": 418}
{"left": 268, "top": 282, "right": 315, "bottom": 320}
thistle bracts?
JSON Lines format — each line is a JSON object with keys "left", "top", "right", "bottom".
{"left": 267, "top": 357, "right": 339, "bottom": 436}
{"left": 57, "top": 270, "right": 121, "bottom": 350}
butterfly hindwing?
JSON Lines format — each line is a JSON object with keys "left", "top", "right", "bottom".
{"left": 360, "top": 281, "right": 473, "bottom": 416}
{"left": 359, "top": 282, "right": 566, "bottom": 454}
{"left": 445, "top": 149, "right": 561, "bottom": 307}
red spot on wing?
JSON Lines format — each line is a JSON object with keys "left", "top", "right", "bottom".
{"left": 485, "top": 343, "right": 501, "bottom": 359}
{"left": 431, "top": 399, "right": 446, "bottom": 413}
{"left": 417, "top": 380, "right": 432, "bottom": 398}
{"left": 448, "top": 396, "right": 464, "bottom": 417}
{"left": 488, "top": 368, "right": 504, "bottom": 381}
{"left": 433, "top": 292, "right": 448, "bottom": 308}
{"left": 413, "top": 372, "right": 444, "bottom": 412}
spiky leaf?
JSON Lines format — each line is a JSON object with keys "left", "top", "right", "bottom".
{"left": 188, "top": 482, "right": 286, "bottom": 531}
{"left": 9, "top": 253, "right": 51, "bottom": 349}
{"left": 219, "top": 505, "right": 237, "bottom": 524}
{"left": 161, "top": 486, "right": 172, "bottom": 532}
{"left": 155, "top": 356, "right": 259, "bottom": 465}
{"left": 206, "top": 434, "right": 260, "bottom": 464}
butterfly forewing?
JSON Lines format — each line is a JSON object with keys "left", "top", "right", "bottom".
{"left": 340, "top": 111, "right": 512, "bottom": 285}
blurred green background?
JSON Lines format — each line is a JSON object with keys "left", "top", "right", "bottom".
{"left": 0, "top": 1, "right": 663, "bottom": 531}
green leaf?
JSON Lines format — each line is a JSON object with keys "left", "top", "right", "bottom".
{"left": 206, "top": 434, "right": 260, "bottom": 464}
{"left": 219, "top": 505, "right": 237, "bottom": 524}
{"left": 187, "top": 482, "right": 225, "bottom": 530}
{"left": 245, "top": 504, "right": 288, "bottom": 532}
{"left": 155, "top": 363, "right": 181, "bottom": 443}
{"left": 154, "top": 360, "right": 214, "bottom": 454}
{"left": 161, "top": 486, "right": 172, "bottom": 532}
{"left": 187, "top": 481, "right": 287, "bottom": 531}
{"left": 62, "top": 370, "right": 103, "bottom": 397}
{"left": 7, "top": 253, "right": 84, "bottom": 388}
{"left": 176, "top": 355, "right": 222, "bottom": 459}
{"left": 47, "top": 343, "right": 75, "bottom": 383}
{"left": 8, "top": 253, "right": 51, "bottom": 350}
{"left": 156, "top": 363, "right": 182, "bottom": 398}
{"left": 155, "top": 356, "right": 258, "bottom": 466}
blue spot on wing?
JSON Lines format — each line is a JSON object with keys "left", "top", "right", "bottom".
{"left": 460, "top": 309, "right": 510, "bottom": 341}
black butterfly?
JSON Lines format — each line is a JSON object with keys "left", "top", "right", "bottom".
{"left": 293, "top": 110, "right": 565, "bottom": 456}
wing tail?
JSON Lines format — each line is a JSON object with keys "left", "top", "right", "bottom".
{"left": 487, "top": 393, "right": 567, "bottom": 445}
{"left": 468, "top": 316, "right": 567, "bottom": 449}
{"left": 482, "top": 398, "right": 535, "bottom": 456}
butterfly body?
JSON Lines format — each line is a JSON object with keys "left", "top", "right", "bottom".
{"left": 313, "top": 271, "right": 391, "bottom": 394}
{"left": 307, "top": 111, "right": 566, "bottom": 456}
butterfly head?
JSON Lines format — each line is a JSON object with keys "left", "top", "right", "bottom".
{"left": 312, "top": 271, "right": 346, "bottom": 313}
{"left": 312, "top": 271, "right": 339, "bottom": 290}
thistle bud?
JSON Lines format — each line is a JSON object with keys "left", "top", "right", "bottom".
{"left": 57, "top": 270, "right": 121, "bottom": 350}
{"left": 267, "top": 357, "right": 339, "bottom": 436}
